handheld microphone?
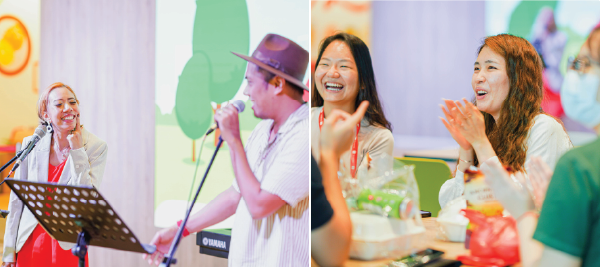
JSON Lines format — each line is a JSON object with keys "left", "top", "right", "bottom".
{"left": 8, "top": 125, "right": 48, "bottom": 177}
{"left": 205, "top": 100, "right": 246, "bottom": 136}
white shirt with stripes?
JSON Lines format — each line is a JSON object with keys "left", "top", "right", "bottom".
{"left": 229, "top": 103, "right": 309, "bottom": 267}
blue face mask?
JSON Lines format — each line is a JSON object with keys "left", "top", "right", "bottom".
{"left": 561, "top": 70, "right": 600, "bottom": 129}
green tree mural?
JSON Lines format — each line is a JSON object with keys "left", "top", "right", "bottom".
{"left": 175, "top": 52, "right": 212, "bottom": 140}
{"left": 175, "top": 0, "right": 250, "bottom": 160}
{"left": 194, "top": 0, "right": 250, "bottom": 103}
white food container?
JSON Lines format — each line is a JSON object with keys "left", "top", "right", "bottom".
{"left": 436, "top": 218, "right": 467, "bottom": 242}
{"left": 436, "top": 196, "right": 468, "bottom": 242}
{"left": 349, "top": 212, "right": 427, "bottom": 260}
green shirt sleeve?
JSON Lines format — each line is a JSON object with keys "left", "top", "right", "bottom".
{"left": 533, "top": 150, "right": 595, "bottom": 258}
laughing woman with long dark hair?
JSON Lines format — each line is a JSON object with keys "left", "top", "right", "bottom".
{"left": 311, "top": 32, "right": 393, "bottom": 176}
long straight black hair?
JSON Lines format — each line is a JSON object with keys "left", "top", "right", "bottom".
{"left": 312, "top": 32, "right": 392, "bottom": 131}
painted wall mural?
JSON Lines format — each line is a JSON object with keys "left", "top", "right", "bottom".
{"left": 0, "top": 15, "right": 30, "bottom": 75}
{"left": 174, "top": 0, "right": 250, "bottom": 160}
{"left": 0, "top": 0, "right": 40, "bottom": 183}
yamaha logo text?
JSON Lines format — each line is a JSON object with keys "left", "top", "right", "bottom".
{"left": 202, "top": 237, "right": 227, "bottom": 249}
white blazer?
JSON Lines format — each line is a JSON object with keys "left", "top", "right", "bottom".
{"left": 2, "top": 128, "right": 107, "bottom": 262}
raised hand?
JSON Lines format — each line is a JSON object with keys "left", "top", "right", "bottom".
{"left": 451, "top": 98, "right": 487, "bottom": 147}
{"left": 320, "top": 101, "right": 369, "bottom": 158}
{"left": 439, "top": 99, "right": 472, "bottom": 150}
{"left": 480, "top": 157, "right": 535, "bottom": 220}
{"left": 67, "top": 114, "right": 83, "bottom": 150}
{"left": 213, "top": 103, "right": 241, "bottom": 144}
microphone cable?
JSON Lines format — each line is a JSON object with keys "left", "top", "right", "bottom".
{"left": 183, "top": 125, "right": 212, "bottom": 219}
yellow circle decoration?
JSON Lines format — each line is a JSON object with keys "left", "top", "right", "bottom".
{"left": 4, "top": 24, "right": 25, "bottom": 50}
{"left": 0, "top": 39, "right": 15, "bottom": 66}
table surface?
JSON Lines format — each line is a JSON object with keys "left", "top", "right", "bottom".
{"left": 344, "top": 217, "right": 467, "bottom": 267}
{"left": 343, "top": 217, "right": 522, "bottom": 267}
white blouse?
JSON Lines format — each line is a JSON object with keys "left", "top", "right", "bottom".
{"left": 438, "top": 114, "right": 573, "bottom": 208}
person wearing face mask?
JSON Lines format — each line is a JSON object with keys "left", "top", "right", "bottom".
{"left": 438, "top": 34, "right": 573, "bottom": 208}
{"left": 2, "top": 83, "right": 108, "bottom": 267}
{"left": 311, "top": 32, "right": 393, "bottom": 177}
{"left": 479, "top": 25, "right": 600, "bottom": 267}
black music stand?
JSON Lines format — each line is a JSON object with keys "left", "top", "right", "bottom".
{"left": 4, "top": 179, "right": 156, "bottom": 267}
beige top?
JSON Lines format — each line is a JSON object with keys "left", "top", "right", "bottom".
{"left": 311, "top": 106, "right": 394, "bottom": 173}
{"left": 230, "top": 103, "right": 309, "bottom": 266}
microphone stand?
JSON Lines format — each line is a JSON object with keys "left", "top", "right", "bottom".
{"left": 0, "top": 145, "right": 30, "bottom": 218}
{"left": 160, "top": 136, "right": 224, "bottom": 267}
{"left": 0, "top": 148, "right": 25, "bottom": 174}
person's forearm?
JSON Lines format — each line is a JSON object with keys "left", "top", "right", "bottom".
{"left": 185, "top": 187, "right": 240, "bottom": 234}
{"left": 227, "top": 138, "right": 276, "bottom": 219}
{"left": 517, "top": 213, "right": 544, "bottom": 267}
{"left": 319, "top": 150, "right": 348, "bottom": 214}
{"left": 457, "top": 147, "right": 474, "bottom": 172}
{"left": 472, "top": 138, "right": 497, "bottom": 165}
{"left": 312, "top": 150, "right": 352, "bottom": 266}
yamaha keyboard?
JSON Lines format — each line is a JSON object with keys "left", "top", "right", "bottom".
{"left": 197, "top": 228, "right": 231, "bottom": 258}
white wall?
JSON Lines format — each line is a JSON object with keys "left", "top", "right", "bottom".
{"left": 40, "top": 1, "right": 226, "bottom": 266}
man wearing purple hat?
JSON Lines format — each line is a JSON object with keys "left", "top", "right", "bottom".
{"left": 146, "top": 34, "right": 309, "bottom": 266}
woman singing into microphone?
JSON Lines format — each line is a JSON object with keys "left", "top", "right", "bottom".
{"left": 2, "top": 83, "right": 108, "bottom": 267}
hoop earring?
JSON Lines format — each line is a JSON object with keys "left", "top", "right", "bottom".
{"left": 46, "top": 122, "right": 53, "bottom": 133}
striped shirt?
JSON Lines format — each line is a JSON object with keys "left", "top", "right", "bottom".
{"left": 229, "top": 103, "right": 309, "bottom": 267}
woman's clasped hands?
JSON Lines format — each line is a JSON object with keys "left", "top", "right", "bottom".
{"left": 439, "top": 98, "right": 487, "bottom": 150}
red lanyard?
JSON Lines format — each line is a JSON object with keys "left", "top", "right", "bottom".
{"left": 319, "top": 108, "right": 360, "bottom": 178}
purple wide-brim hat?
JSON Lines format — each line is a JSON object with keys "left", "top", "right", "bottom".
{"left": 232, "top": 34, "right": 309, "bottom": 91}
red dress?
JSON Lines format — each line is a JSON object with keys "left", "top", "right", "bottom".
{"left": 16, "top": 160, "right": 89, "bottom": 267}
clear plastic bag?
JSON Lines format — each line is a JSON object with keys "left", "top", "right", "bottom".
{"left": 339, "top": 154, "right": 421, "bottom": 216}
{"left": 339, "top": 154, "right": 427, "bottom": 260}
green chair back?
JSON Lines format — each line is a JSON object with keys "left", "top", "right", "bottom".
{"left": 396, "top": 157, "right": 453, "bottom": 217}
